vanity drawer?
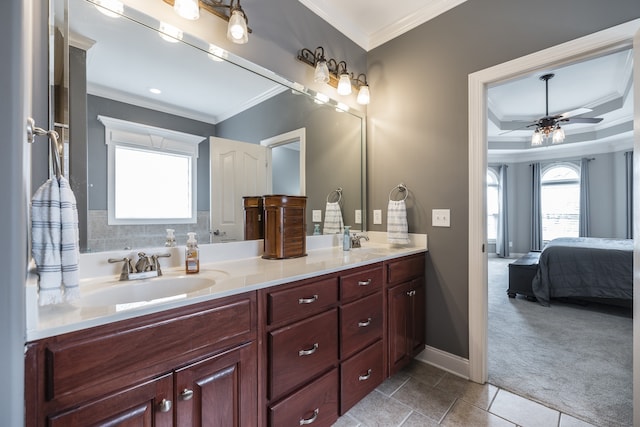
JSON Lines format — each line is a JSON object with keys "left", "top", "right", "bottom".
{"left": 268, "top": 309, "right": 338, "bottom": 400}
{"left": 340, "top": 292, "right": 383, "bottom": 359}
{"left": 340, "top": 264, "right": 383, "bottom": 303}
{"left": 386, "top": 253, "right": 425, "bottom": 285}
{"left": 266, "top": 276, "right": 338, "bottom": 326}
{"left": 340, "top": 340, "right": 384, "bottom": 414}
{"left": 269, "top": 368, "right": 339, "bottom": 427}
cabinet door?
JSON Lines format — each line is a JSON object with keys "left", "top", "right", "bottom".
{"left": 47, "top": 374, "right": 173, "bottom": 427}
{"left": 387, "top": 281, "right": 412, "bottom": 376}
{"left": 409, "top": 279, "right": 426, "bottom": 357}
{"left": 175, "top": 341, "right": 257, "bottom": 427}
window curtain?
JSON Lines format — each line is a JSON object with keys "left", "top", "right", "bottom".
{"left": 496, "top": 165, "right": 510, "bottom": 257}
{"left": 625, "top": 151, "right": 633, "bottom": 239}
{"left": 579, "top": 158, "right": 592, "bottom": 237}
{"left": 531, "top": 162, "right": 542, "bottom": 251}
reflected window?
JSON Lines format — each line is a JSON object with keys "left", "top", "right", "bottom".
{"left": 98, "top": 115, "right": 203, "bottom": 225}
{"left": 541, "top": 163, "right": 580, "bottom": 242}
{"left": 487, "top": 169, "right": 499, "bottom": 242}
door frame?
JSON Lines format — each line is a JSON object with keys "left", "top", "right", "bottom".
{"left": 467, "top": 19, "right": 640, "bottom": 397}
{"left": 260, "top": 128, "right": 306, "bottom": 196}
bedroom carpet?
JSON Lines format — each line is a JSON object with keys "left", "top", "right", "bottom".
{"left": 488, "top": 257, "right": 633, "bottom": 427}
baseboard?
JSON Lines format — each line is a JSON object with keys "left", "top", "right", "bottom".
{"left": 415, "top": 345, "right": 470, "bottom": 380}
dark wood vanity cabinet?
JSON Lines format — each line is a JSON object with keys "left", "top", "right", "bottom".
{"left": 386, "top": 253, "right": 426, "bottom": 376}
{"left": 25, "top": 292, "right": 257, "bottom": 427}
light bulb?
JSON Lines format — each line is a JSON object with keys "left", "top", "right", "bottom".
{"left": 227, "top": 9, "right": 248, "bottom": 44}
{"left": 531, "top": 129, "right": 543, "bottom": 146}
{"left": 356, "top": 85, "right": 370, "bottom": 105}
{"left": 552, "top": 126, "right": 565, "bottom": 144}
{"left": 159, "top": 22, "right": 183, "bottom": 43}
{"left": 314, "top": 60, "right": 329, "bottom": 83}
{"left": 337, "top": 74, "right": 352, "bottom": 95}
{"left": 173, "top": 0, "right": 199, "bottom": 20}
{"left": 93, "top": 0, "right": 123, "bottom": 18}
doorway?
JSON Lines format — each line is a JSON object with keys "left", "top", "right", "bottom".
{"left": 467, "top": 18, "right": 640, "bottom": 423}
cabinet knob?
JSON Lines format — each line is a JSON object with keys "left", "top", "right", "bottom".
{"left": 358, "top": 279, "right": 372, "bottom": 286}
{"left": 298, "top": 294, "right": 319, "bottom": 304}
{"left": 406, "top": 289, "right": 416, "bottom": 297}
{"left": 299, "top": 408, "right": 319, "bottom": 425}
{"left": 358, "top": 317, "right": 372, "bottom": 328}
{"left": 298, "top": 343, "right": 319, "bottom": 356}
{"left": 157, "top": 398, "right": 172, "bottom": 413}
{"left": 358, "top": 369, "right": 372, "bottom": 381}
{"left": 180, "top": 388, "right": 194, "bottom": 401}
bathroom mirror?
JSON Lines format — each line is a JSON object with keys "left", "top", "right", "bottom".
{"left": 51, "top": 0, "right": 365, "bottom": 253}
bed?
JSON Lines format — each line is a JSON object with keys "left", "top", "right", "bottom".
{"left": 531, "top": 237, "right": 633, "bottom": 306}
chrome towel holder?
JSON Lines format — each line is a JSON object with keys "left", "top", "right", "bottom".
{"left": 388, "top": 183, "right": 408, "bottom": 201}
{"left": 27, "top": 117, "right": 62, "bottom": 179}
{"left": 326, "top": 187, "right": 343, "bottom": 203}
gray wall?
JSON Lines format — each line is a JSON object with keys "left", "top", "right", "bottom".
{"left": 366, "top": 0, "right": 640, "bottom": 358}
{"left": 490, "top": 149, "right": 632, "bottom": 255}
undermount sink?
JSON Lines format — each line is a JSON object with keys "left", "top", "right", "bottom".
{"left": 77, "top": 270, "right": 229, "bottom": 309}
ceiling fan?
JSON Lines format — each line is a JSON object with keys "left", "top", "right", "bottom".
{"left": 526, "top": 73, "right": 603, "bottom": 145}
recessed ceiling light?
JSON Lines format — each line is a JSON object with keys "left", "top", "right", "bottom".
{"left": 149, "top": 88, "right": 162, "bottom": 94}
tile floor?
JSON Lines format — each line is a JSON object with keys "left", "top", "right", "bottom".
{"left": 333, "top": 360, "right": 597, "bottom": 427}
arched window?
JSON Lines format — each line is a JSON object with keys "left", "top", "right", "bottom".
{"left": 487, "top": 169, "right": 499, "bottom": 242}
{"left": 541, "top": 163, "right": 580, "bottom": 242}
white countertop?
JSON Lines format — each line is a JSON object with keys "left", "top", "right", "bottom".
{"left": 25, "top": 232, "right": 427, "bottom": 341}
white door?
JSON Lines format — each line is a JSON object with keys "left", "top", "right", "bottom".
{"left": 210, "top": 137, "right": 267, "bottom": 242}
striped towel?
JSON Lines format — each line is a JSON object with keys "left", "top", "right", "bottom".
{"left": 387, "top": 200, "right": 410, "bottom": 244}
{"left": 323, "top": 201, "right": 344, "bottom": 234}
{"left": 31, "top": 176, "right": 80, "bottom": 305}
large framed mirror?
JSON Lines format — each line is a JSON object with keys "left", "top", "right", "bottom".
{"left": 51, "top": 0, "right": 366, "bottom": 253}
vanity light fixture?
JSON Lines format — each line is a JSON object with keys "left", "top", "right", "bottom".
{"left": 93, "top": 0, "right": 124, "bottom": 18}
{"left": 158, "top": 22, "right": 183, "bottom": 42}
{"left": 297, "top": 46, "right": 370, "bottom": 104}
{"left": 163, "top": 0, "right": 252, "bottom": 44}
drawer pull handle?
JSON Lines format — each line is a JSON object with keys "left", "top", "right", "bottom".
{"left": 406, "top": 289, "right": 416, "bottom": 297}
{"left": 359, "top": 369, "right": 372, "bottom": 381}
{"left": 298, "top": 294, "right": 319, "bottom": 304}
{"left": 298, "top": 343, "right": 319, "bottom": 356}
{"left": 358, "top": 279, "right": 372, "bottom": 286}
{"left": 180, "top": 388, "right": 194, "bottom": 401}
{"left": 157, "top": 398, "right": 172, "bottom": 413}
{"left": 358, "top": 317, "right": 372, "bottom": 328}
{"left": 299, "top": 408, "right": 319, "bottom": 425}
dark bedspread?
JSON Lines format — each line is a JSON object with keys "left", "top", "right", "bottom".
{"left": 531, "top": 237, "right": 633, "bottom": 306}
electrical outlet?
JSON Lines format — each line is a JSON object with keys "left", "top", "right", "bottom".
{"left": 432, "top": 209, "right": 451, "bottom": 227}
{"left": 355, "top": 210, "right": 362, "bottom": 224}
{"left": 312, "top": 210, "right": 322, "bottom": 222}
{"left": 373, "top": 209, "right": 382, "bottom": 225}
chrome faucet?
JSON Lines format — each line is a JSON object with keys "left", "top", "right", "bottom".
{"left": 108, "top": 252, "right": 172, "bottom": 281}
{"left": 350, "top": 233, "right": 369, "bottom": 248}
{"left": 108, "top": 257, "right": 134, "bottom": 281}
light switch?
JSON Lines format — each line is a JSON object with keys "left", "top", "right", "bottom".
{"left": 373, "top": 209, "right": 382, "bottom": 225}
{"left": 355, "top": 210, "right": 362, "bottom": 224}
{"left": 312, "top": 210, "right": 322, "bottom": 222}
{"left": 432, "top": 209, "right": 451, "bottom": 227}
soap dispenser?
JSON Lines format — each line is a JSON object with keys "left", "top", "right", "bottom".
{"left": 185, "top": 232, "right": 200, "bottom": 274}
{"left": 165, "top": 228, "right": 176, "bottom": 247}
{"left": 343, "top": 226, "right": 351, "bottom": 251}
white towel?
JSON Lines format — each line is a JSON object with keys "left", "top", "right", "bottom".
{"left": 387, "top": 200, "right": 410, "bottom": 245}
{"left": 31, "top": 176, "right": 80, "bottom": 305}
{"left": 323, "top": 201, "right": 344, "bottom": 235}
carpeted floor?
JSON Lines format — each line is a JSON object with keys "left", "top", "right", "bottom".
{"left": 488, "top": 257, "right": 633, "bottom": 427}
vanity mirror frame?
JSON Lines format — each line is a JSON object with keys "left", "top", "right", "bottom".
{"left": 49, "top": 0, "right": 367, "bottom": 253}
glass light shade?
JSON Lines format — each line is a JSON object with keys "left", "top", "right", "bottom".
{"left": 356, "top": 85, "right": 370, "bottom": 105}
{"left": 227, "top": 9, "right": 249, "bottom": 44}
{"left": 531, "top": 129, "right": 543, "bottom": 146}
{"left": 337, "top": 74, "right": 352, "bottom": 95}
{"left": 159, "top": 22, "right": 183, "bottom": 43}
{"left": 314, "top": 60, "right": 330, "bottom": 83}
{"left": 552, "top": 126, "right": 565, "bottom": 144}
{"left": 174, "top": 0, "right": 199, "bottom": 20}
{"left": 94, "top": 0, "right": 124, "bottom": 18}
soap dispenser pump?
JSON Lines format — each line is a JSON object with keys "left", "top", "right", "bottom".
{"left": 185, "top": 232, "right": 200, "bottom": 274}
{"left": 343, "top": 226, "right": 351, "bottom": 251}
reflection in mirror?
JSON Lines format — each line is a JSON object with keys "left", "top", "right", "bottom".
{"left": 56, "top": 0, "right": 365, "bottom": 253}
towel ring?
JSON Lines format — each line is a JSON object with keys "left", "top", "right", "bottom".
{"left": 326, "top": 187, "right": 342, "bottom": 203}
{"left": 388, "top": 183, "right": 408, "bottom": 201}
{"left": 27, "top": 117, "right": 62, "bottom": 179}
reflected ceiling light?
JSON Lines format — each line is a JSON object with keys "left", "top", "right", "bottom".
{"left": 158, "top": 22, "right": 183, "bottom": 42}
{"left": 93, "top": 0, "right": 124, "bottom": 18}
{"left": 314, "top": 93, "right": 329, "bottom": 104}
{"left": 149, "top": 88, "right": 162, "bottom": 94}
{"left": 336, "top": 102, "right": 350, "bottom": 113}
{"left": 173, "top": 0, "right": 199, "bottom": 20}
{"left": 165, "top": 0, "right": 252, "bottom": 44}
{"left": 208, "top": 44, "right": 227, "bottom": 61}
{"left": 297, "top": 46, "right": 369, "bottom": 103}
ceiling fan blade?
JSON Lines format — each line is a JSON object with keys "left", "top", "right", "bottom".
{"left": 558, "top": 107, "right": 593, "bottom": 119}
{"left": 498, "top": 121, "right": 536, "bottom": 135}
{"left": 565, "top": 117, "right": 603, "bottom": 124}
